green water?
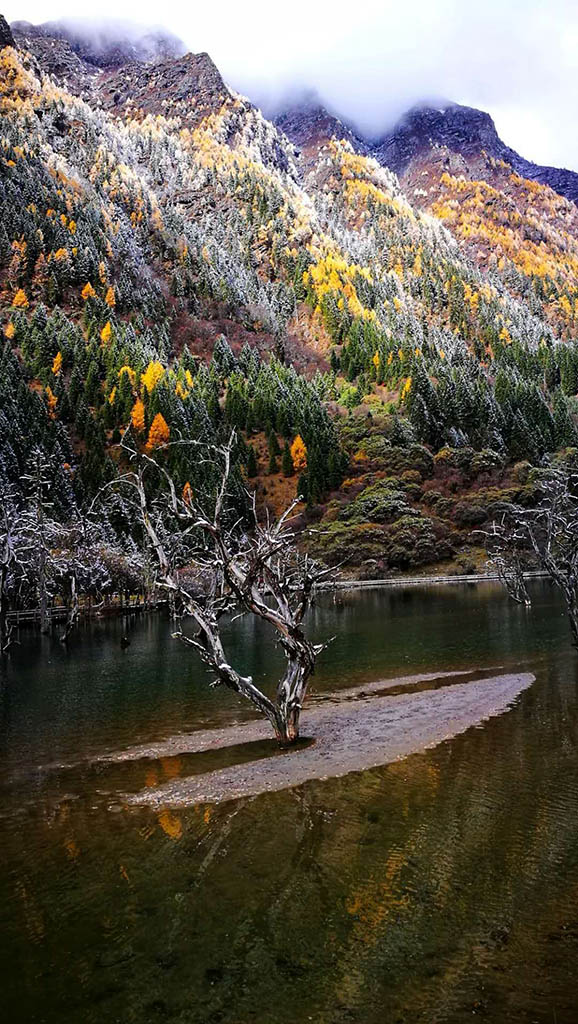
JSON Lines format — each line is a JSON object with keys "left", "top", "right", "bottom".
{"left": 1, "top": 581, "right": 578, "bottom": 1023}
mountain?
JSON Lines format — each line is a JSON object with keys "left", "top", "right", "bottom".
{"left": 277, "top": 97, "right": 578, "bottom": 340}
{"left": 374, "top": 102, "right": 578, "bottom": 204}
{"left": 2, "top": 17, "right": 578, "bottom": 586}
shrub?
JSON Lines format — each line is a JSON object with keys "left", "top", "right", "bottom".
{"left": 340, "top": 480, "right": 418, "bottom": 524}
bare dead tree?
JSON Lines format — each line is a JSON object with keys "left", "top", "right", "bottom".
{"left": 108, "top": 432, "right": 333, "bottom": 745}
{"left": 486, "top": 473, "right": 578, "bottom": 646}
{"left": 485, "top": 519, "right": 531, "bottom": 607}
{"left": 21, "top": 448, "right": 57, "bottom": 635}
{"left": 49, "top": 515, "right": 119, "bottom": 643}
{"left": 0, "top": 486, "right": 35, "bottom": 652}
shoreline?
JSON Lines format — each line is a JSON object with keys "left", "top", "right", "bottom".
{"left": 119, "top": 670, "right": 534, "bottom": 808}
{"left": 8, "top": 572, "right": 549, "bottom": 628}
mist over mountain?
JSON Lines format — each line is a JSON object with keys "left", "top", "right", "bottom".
{"left": 12, "top": 15, "right": 186, "bottom": 67}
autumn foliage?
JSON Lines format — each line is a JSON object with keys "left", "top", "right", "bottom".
{"left": 146, "top": 413, "right": 170, "bottom": 450}
{"left": 100, "top": 321, "right": 112, "bottom": 345}
{"left": 290, "top": 435, "right": 307, "bottom": 471}
{"left": 141, "top": 361, "right": 164, "bottom": 393}
{"left": 130, "top": 399, "right": 145, "bottom": 432}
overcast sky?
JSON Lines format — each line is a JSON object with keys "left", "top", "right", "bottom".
{"left": 4, "top": 0, "right": 578, "bottom": 171}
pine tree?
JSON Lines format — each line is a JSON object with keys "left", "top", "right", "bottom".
{"left": 247, "top": 445, "right": 258, "bottom": 478}
{"left": 282, "top": 441, "right": 293, "bottom": 476}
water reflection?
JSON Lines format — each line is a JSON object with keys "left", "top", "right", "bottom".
{"left": 1, "top": 582, "right": 578, "bottom": 1022}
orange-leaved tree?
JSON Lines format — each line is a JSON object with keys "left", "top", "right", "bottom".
{"left": 130, "top": 398, "right": 145, "bottom": 432}
{"left": 146, "top": 413, "right": 170, "bottom": 451}
{"left": 141, "top": 361, "right": 165, "bottom": 393}
{"left": 290, "top": 435, "right": 307, "bottom": 472}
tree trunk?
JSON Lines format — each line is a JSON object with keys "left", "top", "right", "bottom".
{"left": 273, "top": 705, "right": 301, "bottom": 746}
{"left": 0, "top": 569, "right": 10, "bottom": 653}
{"left": 38, "top": 543, "right": 49, "bottom": 634}
{"left": 273, "top": 652, "right": 313, "bottom": 745}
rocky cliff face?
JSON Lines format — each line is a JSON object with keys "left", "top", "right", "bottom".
{"left": 373, "top": 103, "right": 511, "bottom": 174}
{"left": 0, "top": 13, "right": 14, "bottom": 48}
{"left": 96, "top": 51, "right": 230, "bottom": 125}
{"left": 275, "top": 102, "right": 368, "bottom": 165}
{"left": 10, "top": 17, "right": 187, "bottom": 99}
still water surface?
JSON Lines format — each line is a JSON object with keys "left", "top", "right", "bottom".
{"left": 1, "top": 581, "right": 578, "bottom": 1023}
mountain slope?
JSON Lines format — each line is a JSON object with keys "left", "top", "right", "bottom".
{"left": 3, "top": 20, "right": 578, "bottom": 583}
{"left": 278, "top": 98, "right": 578, "bottom": 339}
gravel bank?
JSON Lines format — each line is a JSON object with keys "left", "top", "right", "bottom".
{"left": 122, "top": 671, "right": 534, "bottom": 807}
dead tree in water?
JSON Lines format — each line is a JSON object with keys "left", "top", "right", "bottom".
{"left": 112, "top": 433, "right": 333, "bottom": 745}
{"left": 485, "top": 521, "right": 531, "bottom": 607}
{"left": 0, "top": 487, "right": 35, "bottom": 652}
{"left": 486, "top": 473, "right": 578, "bottom": 647}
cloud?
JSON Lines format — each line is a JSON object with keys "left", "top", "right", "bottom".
{"left": 4, "top": 0, "right": 578, "bottom": 169}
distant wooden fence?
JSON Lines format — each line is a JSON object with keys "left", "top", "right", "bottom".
{"left": 7, "top": 599, "right": 165, "bottom": 625}
{"left": 318, "top": 570, "right": 549, "bottom": 591}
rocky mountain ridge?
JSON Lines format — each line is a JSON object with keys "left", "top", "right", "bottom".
{"left": 277, "top": 98, "right": 578, "bottom": 205}
{"left": 8, "top": 16, "right": 578, "bottom": 204}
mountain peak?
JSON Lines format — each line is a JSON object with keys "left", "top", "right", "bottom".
{"left": 374, "top": 102, "right": 505, "bottom": 176}
{"left": 96, "top": 49, "right": 230, "bottom": 125}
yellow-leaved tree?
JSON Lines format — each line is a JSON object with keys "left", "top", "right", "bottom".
{"left": 45, "top": 385, "right": 57, "bottom": 416}
{"left": 81, "top": 282, "right": 96, "bottom": 300}
{"left": 100, "top": 321, "right": 112, "bottom": 345}
{"left": 12, "top": 288, "right": 28, "bottom": 308}
{"left": 51, "top": 351, "right": 62, "bottom": 375}
{"left": 141, "top": 361, "right": 165, "bottom": 393}
{"left": 290, "top": 435, "right": 307, "bottom": 472}
{"left": 146, "top": 413, "right": 170, "bottom": 451}
{"left": 105, "top": 286, "right": 116, "bottom": 308}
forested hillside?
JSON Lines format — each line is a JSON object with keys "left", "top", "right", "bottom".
{"left": 2, "top": 17, "right": 578, "bottom": 603}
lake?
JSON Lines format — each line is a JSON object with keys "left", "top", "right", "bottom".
{"left": 1, "top": 580, "right": 578, "bottom": 1023}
